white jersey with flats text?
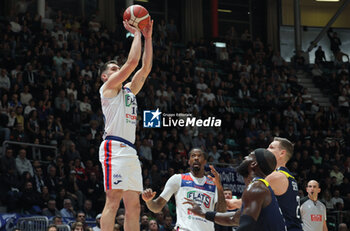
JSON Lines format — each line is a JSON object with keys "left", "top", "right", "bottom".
{"left": 100, "top": 84, "right": 137, "bottom": 143}
{"left": 160, "top": 172, "right": 218, "bottom": 231}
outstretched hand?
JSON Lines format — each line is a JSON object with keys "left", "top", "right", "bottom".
{"left": 142, "top": 188, "right": 157, "bottom": 202}
{"left": 142, "top": 19, "right": 153, "bottom": 39}
{"left": 123, "top": 20, "right": 140, "bottom": 35}
{"left": 183, "top": 198, "right": 206, "bottom": 218}
{"left": 208, "top": 165, "right": 221, "bottom": 186}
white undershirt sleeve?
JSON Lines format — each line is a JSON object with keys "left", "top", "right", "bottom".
{"left": 159, "top": 174, "right": 181, "bottom": 201}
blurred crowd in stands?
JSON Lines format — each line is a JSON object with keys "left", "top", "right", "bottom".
{"left": 0, "top": 1, "right": 350, "bottom": 231}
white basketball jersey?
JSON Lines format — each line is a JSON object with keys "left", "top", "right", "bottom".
{"left": 160, "top": 173, "right": 218, "bottom": 231}
{"left": 100, "top": 84, "right": 137, "bottom": 143}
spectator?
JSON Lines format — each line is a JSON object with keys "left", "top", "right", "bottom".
{"left": 327, "top": 29, "right": 342, "bottom": 56}
{"left": 75, "top": 211, "right": 88, "bottom": 230}
{"left": 331, "top": 190, "right": 344, "bottom": 210}
{"left": 0, "top": 68, "right": 11, "bottom": 92}
{"left": 1, "top": 148, "right": 16, "bottom": 174}
{"left": 21, "top": 181, "right": 42, "bottom": 214}
{"left": 52, "top": 215, "right": 63, "bottom": 225}
{"left": 113, "top": 224, "right": 121, "bottom": 231}
{"left": 116, "top": 213, "right": 125, "bottom": 228}
{"left": 93, "top": 213, "right": 102, "bottom": 231}
{"left": 314, "top": 46, "right": 326, "bottom": 65}
{"left": 83, "top": 199, "right": 96, "bottom": 219}
{"left": 330, "top": 165, "right": 344, "bottom": 186}
{"left": 140, "top": 214, "right": 149, "bottom": 231}
{"left": 47, "top": 224, "right": 58, "bottom": 231}
{"left": 42, "top": 199, "right": 62, "bottom": 217}
{"left": 148, "top": 219, "right": 160, "bottom": 231}
{"left": 60, "top": 198, "right": 76, "bottom": 218}
{"left": 15, "top": 148, "right": 34, "bottom": 177}
{"left": 338, "top": 223, "right": 348, "bottom": 231}
{"left": 71, "top": 221, "right": 84, "bottom": 231}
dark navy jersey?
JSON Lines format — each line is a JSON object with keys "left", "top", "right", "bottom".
{"left": 276, "top": 167, "right": 303, "bottom": 231}
{"left": 241, "top": 178, "right": 287, "bottom": 231}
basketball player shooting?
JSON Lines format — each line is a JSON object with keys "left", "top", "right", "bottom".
{"left": 98, "top": 17, "right": 153, "bottom": 231}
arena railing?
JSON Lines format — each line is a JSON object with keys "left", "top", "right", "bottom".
{"left": 16, "top": 216, "right": 49, "bottom": 231}
{"left": 2, "top": 140, "right": 58, "bottom": 159}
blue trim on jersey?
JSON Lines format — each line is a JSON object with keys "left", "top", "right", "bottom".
{"left": 106, "top": 140, "right": 111, "bottom": 190}
{"left": 105, "top": 135, "right": 136, "bottom": 150}
{"left": 180, "top": 173, "right": 216, "bottom": 193}
{"left": 122, "top": 86, "right": 132, "bottom": 93}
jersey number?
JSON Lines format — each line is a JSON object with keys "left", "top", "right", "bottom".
{"left": 296, "top": 195, "right": 301, "bottom": 219}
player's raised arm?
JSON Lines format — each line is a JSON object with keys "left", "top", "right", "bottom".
{"left": 208, "top": 165, "right": 227, "bottom": 212}
{"left": 103, "top": 21, "right": 142, "bottom": 90}
{"left": 126, "top": 19, "right": 154, "bottom": 95}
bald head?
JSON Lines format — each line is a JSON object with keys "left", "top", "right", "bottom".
{"left": 306, "top": 180, "right": 321, "bottom": 200}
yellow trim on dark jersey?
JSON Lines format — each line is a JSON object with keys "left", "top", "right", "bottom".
{"left": 257, "top": 178, "right": 270, "bottom": 187}
{"left": 277, "top": 169, "right": 295, "bottom": 180}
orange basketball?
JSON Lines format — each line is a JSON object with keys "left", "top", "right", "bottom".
{"left": 123, "top": 5, "right": 150, "bottom": 30}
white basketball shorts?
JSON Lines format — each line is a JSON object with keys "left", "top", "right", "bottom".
{"left": 99, "top": 139, "right": 143, "bottom": 192}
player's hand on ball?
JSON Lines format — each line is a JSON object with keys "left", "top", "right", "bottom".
{"left": 142, "top": 188, "right": 156, "bottom": 202}
{"left": 183, "top": 198, "right": 205, "bottom": 218}
{"left": 142, "top": 19, "right": 153, "bottom": 39}
{"left": 123, "top": 20, "right": 140, "bottom": 35}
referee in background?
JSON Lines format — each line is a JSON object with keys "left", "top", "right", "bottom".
{"left": 300, "top": 180, "right": 328, "bottom": 231}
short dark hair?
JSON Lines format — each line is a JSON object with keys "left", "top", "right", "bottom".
{"left": 274, "top": 137, "right": 294, "bottom": 161}
{"left": 98, "top": 60, "right": 118, "bottom": 77}
{"left": 188, "top": 148, "right": 207, "bottom": 159}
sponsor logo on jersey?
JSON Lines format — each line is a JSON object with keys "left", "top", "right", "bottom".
{"left": 187, "top": 190, "right": 212, "bottom": 208}
{"left": 126, "top": 114, "right": 137, "bottom": 120}
{"left": 113, "top": 174, "right": 122, "bottom": 178}
{"left": 114, "top": 180, "right": 122, "bottom": 185}
{"left": 125, "top": 94, "right": 137, "bottom": 107}
{"left": 310, "top": 214, "right": 322, "bottom": 222}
